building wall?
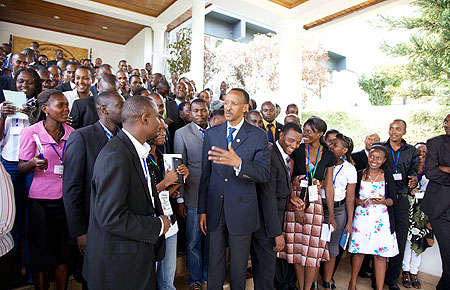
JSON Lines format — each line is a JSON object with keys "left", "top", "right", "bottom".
{"left": 0, "top": 22, "right": 125, "bottom": 68}
{"left": 124, "top": 27, "right": 153, "bottom": 70}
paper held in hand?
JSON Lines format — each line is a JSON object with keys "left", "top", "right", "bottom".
{"left": 320, "top": 224, "right": 334, "bottom": 242}
{"left": 3, "top": 90, "right": 28, "bottom": 119}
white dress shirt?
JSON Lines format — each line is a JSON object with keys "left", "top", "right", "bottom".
{"left": 226, "top": 118, "right": 244, "bottom": 175}
{"left": 122, "top": 129, "right": 164, "bottom": 236}
{"left": 63, "top": 88, "right": 92, "bottom": 111}
{"left": 1, "top": 117, "right": 30, "bottom": 162}
{"left": 276, "top": 140, "right": 290, "bottom": 167}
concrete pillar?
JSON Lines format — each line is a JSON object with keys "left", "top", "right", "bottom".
{"left": 151, "top": 23, "right": 167, "bottom": 74}
{"left": 275, "top": 19, "right": 303, "bottom": 112}
{"left": 190, "top": 0, "right": 205, "bottom": 90}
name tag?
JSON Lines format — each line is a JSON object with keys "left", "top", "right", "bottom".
{"left": 10, "top": 126, "right": 22, "bottom": 135}
{"left": 300, "top": 179, "right": 309, "bottom": 188}
{"left": 159, "top": 190, "right": 173, "bottom": 216}
{"left": 415, "top": 190, "right": 425, "bottom": 199}
{"left": 308, "top": 185, "right": 318, "bottom": 202}
{"left": 393, "top": 173, "right": 403, "bottom": 181}
{"left": 54, "top": 165, "right": 64, "bottom": 175}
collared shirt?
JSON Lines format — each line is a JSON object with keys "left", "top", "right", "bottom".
{"left": 70, "top": 81, "right": 75, "bottom": 90}
{"left": 98, "top": 121, "right": 118, "bottom": 141}
{"left": 19, "top": 121, "right": 74, "bottom": 199}
{"left": 226, "top": 118, "right": 244, "bottom": 175}
{"left": 193, "top": 122, "right": 208, "bottom": 139}
{"left": 262, "top": 119, "right": 276, "bottom": 139}
{"left": 63, "top": 88, "right": 93, "bottom": 111}
{"left": 376, "top": 139, "right": 419, "bottom": 194}
{"left": 0, "top": 162, "right": 15, "bottom": 257}
{"left": 1, "top": 117, "right": 30, "bottom": 162}
{"left": 276, "top": 140, "right": 289, "bottom": 167}
{"left": 122, "top": 129, "right": 164, "bottom": 236}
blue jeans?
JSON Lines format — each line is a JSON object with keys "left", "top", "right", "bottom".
{"left": 157, "top": 233, "right": 177, "bottom": 290}
{"left": 186, "top": 207, "right": 207, "bottom": 286}
{"left": 1, "top": 159, "right": 33, "bottom": 283}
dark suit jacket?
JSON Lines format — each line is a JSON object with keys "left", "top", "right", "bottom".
{"left": 168, "top": 117, "right": 188, "bottom": 153}
{"left": 0, "top": 74, "right": 14, "bottom": 103}
{"left": 166, "top": 100, "right": 179, "bottom": 121}
{"left": 70, "top": 96, "right": 99, "bottom": 130}
{"left": 263, "top": 121, "right": 283, "bottom": 143}
{"left": 352, "top": 149, "right": 368, "bottom": 171}
{"left": 62, "top": 122, "right": 108, "bottom": 239}
{"left": 55, "top": 81, "right": 72, "bottom": 92}
{"left": 198, "top": 120, "right": 271, "bottom": 235}
{"left": 422, "top": 135, "right": 450, "bottom": 219}
{"left": 83, "top": 131, "right": 165, "bottom": 290}
{"left": 254, "top": 144, "right": 291, "bottom": 239}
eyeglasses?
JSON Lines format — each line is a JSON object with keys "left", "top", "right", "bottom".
{"left": 223, "top": 101, "right": 246, "bottom": 107}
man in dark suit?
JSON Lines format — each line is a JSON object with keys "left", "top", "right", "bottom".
{"left": 55, "top": 61, "right": 79, "bottom": 92}
{"left": 63, "top": 91, "right": 124, "bottom": 289}
{"left": 70, "top": 74, "right": 118, "bottom": 129}
{"left": 47, "top": 49, "right": 65, "bottom": 67}
{"left": 0, "top": 53, "right": 28, "bottom": 102}
{"left": 261, "top": 101, "right": 283, "bottom": 143}
{"left": 198, "top": 88, "right": 271, "bottom": 289}
{"left": 166, "top": 82, "right": 188, "bottom": 122}
{"left": 422, "top": 113, "right": 450, "bottom": 290}
{"left": 351, "top": 133, "right": 380, "bottom": 171}
{"left": 252, "top": 122, "right": 302, "bottom": 290}
{"left": 168, "top": 101, "right": 191, "bottom": 152}
{"left": 83, "top": 96, "right": 170, "bottom": 290}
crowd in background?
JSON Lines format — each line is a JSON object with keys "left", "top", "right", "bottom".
{"left": 0, "top": 40, "right": 449, "bottom": 290}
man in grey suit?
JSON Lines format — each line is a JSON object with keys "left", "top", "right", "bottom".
{"left": 83, "top": 96, "right": 171, "bottom": 290}
{"left": 174, "top": 98, "right": 210, "bottom": 289}
{"left": 198, "top": 88, "right": 271, "bottom": 289}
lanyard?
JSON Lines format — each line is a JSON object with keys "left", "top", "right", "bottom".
{"left": 389, "top": 144, "right": 402, "bottom": 173}
{"left": 418, "top": 167, "right": 424, "bottom": 190}
{"left": 50, "top": 141, "right": 67, "bottom": 165}
{"left": 306, "top": 144, "right": 321, "bottom": 181}
{"left": 141, "top": 158, "right": 150, "bottom": 185}
{"left": 148, "top": 154, "right": 164, "bottom": 178}
{"left": 15, "top": 118, "right": 18, "bottom": 127}
{"left": 175, "top": 101, "right": 179, "bottom": 111}
{"left": 333, "top": 164, "right": 344, "bottom": 186}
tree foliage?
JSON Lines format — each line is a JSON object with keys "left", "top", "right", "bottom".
{"left": 167, "top": 28, "right": 192, "bottom": 75}
{"left": 358, "top": 66, "right": 402, "bottom": 105}
{"left": 377, "top": 0, "right": 450, "bottom": 87}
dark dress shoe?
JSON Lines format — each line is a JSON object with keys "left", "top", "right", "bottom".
{"left": 388, "top": 283, "right": 401, "bottom": 290}
{"left": 311, "top": 282, "right": 318, "bottom": 290}
{"left": 370, "top": 281, "right": 376, "bottom": 290}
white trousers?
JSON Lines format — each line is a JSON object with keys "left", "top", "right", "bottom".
{"left": 402, "top": 239, "right": 422, "bottom": 275}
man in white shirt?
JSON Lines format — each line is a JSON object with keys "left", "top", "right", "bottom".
{"left": 63, "top": 66, "right": 94, "bottom": 110}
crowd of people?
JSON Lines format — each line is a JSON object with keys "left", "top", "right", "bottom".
{"left": 0, "top": 40, "right": 449, "bottom": 290}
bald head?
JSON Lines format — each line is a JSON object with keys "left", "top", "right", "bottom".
{"left": 98, "top": 73, "right": 118, "bottom": 94}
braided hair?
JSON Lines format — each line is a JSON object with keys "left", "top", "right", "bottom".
{"left": 363, "top": 144, "right": 389, "bottom": 180}
{"left": 334, "top": 133, "right": 355, "bottom": 165}
{"left": 28, "top": 89, "right": 64, "bottom": 125}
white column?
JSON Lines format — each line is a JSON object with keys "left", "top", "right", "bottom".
{"left": 275, "top": 19, "right": 303, "bottom": 113}
{"left": 190, "top": 0, "right": 205, "bottom": 90}
{"left": 151, "top": 23, "right": 167, "bottom": 74}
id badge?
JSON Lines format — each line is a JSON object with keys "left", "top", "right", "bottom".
{"left": 10, "top": 126, "right": 22, "bottom": 135}
{"left": 415, "top": 190, "right": 425, "bottom": 199}
{"left": 393, "top": 173, "right": 403, "bottom": 181}
{"left": 159, "top": 190, "right": 174, "bottom": 216}
{"left": 308, "top": 185, "right": 318, "bottom": 202}
{"left": 300, "top": 179, "right": 309, "bottom": 188}
{"left": 54, "top": 165, "right": 64, "bottom": 175}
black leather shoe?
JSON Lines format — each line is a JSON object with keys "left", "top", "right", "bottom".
{"left": 370, "top": 281, "right": 376, "bottom": 290}
{"left": 388, "top": 283, "right": 401, "bottom": 290}
{"left": 310, "top": 282, "right": 318, "bottom": 290}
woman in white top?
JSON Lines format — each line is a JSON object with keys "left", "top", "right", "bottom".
{"left": 322, "top": 133, "right": 357, "bottom": 289}
{"left": 0, "top": 67, "right": 41, "bottom": 284}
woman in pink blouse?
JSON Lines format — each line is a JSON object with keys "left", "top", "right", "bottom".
{"left": 18, "top": 89, "right": 73, "bottom": 290}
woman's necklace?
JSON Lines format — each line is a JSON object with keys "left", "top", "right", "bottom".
{"left": 368, "top": 169, "right": 381, "bottom": 183}
{"left": 44, "top": 121, "right": 63, "bottom": 141}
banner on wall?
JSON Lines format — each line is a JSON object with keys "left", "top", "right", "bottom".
{"left": 12, "top": 36, "right": 88, "bottom": 61}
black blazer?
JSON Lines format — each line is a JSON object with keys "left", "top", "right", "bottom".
{"left": 83, "top": 131, "right": 165, "bottom": 290}
{"left": 263, "top": 121, "right": 283, "bottom": 143}
{"left": 0, "top": 74, "right": 14, "bottom": 103}
{"left": 55, "top": 82, "right": 72, "bottom": 92}
{"left": 254, "top": 144, "right": 292, "bottom": 239}
{"left": 422, "top": 135, "right": 450, "bottom": 219}
{"left": 352, "top": 149, "right": 368, "bottom": 171}
{"left": 70, "top": 96, "right": 99, "bottom": 130}
{"left": 62, "top": 122, "right": 108, "bottom": 239}
{"left": 165, "top": 100, "right": 179, "bottom": 121}
{"left": 355, "top": 169, "right": 398, "bottom": 233}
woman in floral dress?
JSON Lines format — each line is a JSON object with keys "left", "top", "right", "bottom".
{"left": 348, "top": 145, "right": 398, "bottom": 290}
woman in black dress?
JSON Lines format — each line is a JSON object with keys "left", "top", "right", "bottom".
{"left": 278, "top": 116, "right": 337, "bottom": 290}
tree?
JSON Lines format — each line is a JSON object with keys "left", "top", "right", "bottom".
{"left": 377, "top": 0, "right": 450, "bottom": 87}
{"left": 358, "top": 65, "right": 402, "bottom": 105}
{"left": 167, "top": 28, "right": 191, "bottom": 75}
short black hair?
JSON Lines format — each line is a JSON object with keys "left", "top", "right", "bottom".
{"left": 179, "top": 101, "right": 190, "bottom": 112}
{"left": 133, "top": 87, "right": 149, "bottom": 96}
{"left": 39, "top": 54, "right": 48, "bottom": 60}
{"left": 211, "top": 109, "right": 224, "bottom": 118}
{"left": 95, "top": 91, "right": 120, "bottom": 107}
{"left": 324, "top": 129, "right": 340, "bottom": 140}
{"left": 77, "top": 65, "right": 95, "bottom": 79}
{"left": 121, "top": 95, "right": 155, "bottom": 124}
{"left": 67, "top": 61, "right": 80, "bottom": 67}
{"left": 129, "top": 74, "right": 141, "bottom": 83}
{"left": 282, "top": 122, "right": 302, "bottom": 134}
{"left": 229, "top": 88, "right": 250, "bottom": 104}
{"left": 247, "top": 109, "right": 261, "bottom": 116}
{"left": 191, "top": 98, "right": 209, "bottom": 109}
{"left": 392, "top": 119, "right": 407, "bottom": 130}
